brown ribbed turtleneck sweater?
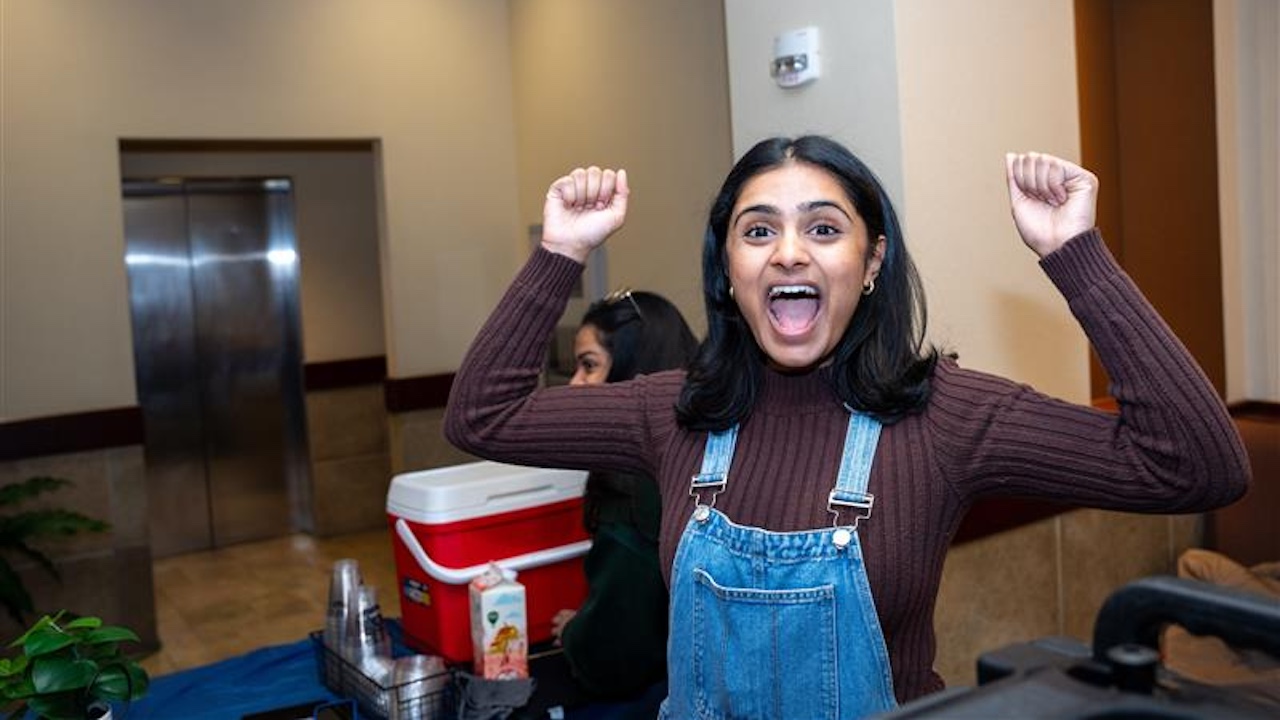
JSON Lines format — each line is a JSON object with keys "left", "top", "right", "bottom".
{"left": 444, "top": 230, "right": 1250, "bottom": 703}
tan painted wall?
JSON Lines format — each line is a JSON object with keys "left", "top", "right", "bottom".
{"left": 508, "top": 0, "right": 732, "bottom": 333}
{"left": 724, "top": 0, "right": 907, "bottom": 209}
{"left": 1, "top": 0, "right": 521, "bottom": 421}
{"left": 3, "top": 0, "right": 1270, "bottom": 424}
{"left": 895, "top": 0, "right": 1086, "bottom": 401}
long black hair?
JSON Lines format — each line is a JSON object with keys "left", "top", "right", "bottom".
{"left": 675, "top": 135, "right": 939, "bottom": 430}
{"left": 581, "top": 290, "right": 699, "bottom": 382}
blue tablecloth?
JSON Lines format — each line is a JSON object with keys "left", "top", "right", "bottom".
{"left": 123, "top": 637, "right": 339, "bottom": 720}
{"left": 121, "top": 623, "right": 658, "bottom": 720}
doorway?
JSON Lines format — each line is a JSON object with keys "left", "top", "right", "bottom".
{"left": 1075, "top": 0, "right": 1226, "bottom": 401}
{"left": 123, "top": 178, "right": 311, "bottom": 557}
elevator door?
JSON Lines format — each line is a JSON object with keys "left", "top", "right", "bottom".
{"left": 123, "top": 179, "right": 311, "bottom": 557}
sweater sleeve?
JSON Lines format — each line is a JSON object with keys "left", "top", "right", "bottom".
{"left": 443, "top": 248, "right": 657, "bottom": 476}
{"left": 931, "top": 229, "right": 1250, "bottom": 513}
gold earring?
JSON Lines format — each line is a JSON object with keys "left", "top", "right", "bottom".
{"left": 862, "top": 279, "right": 875, "bottom": 296}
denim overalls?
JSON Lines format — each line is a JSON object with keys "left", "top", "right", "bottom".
{"left": 659, "top": 412, "right": 897, "bottom": 720}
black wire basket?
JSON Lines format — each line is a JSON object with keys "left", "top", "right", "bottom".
{"left": 309, "top": 631, "right": 456, "bottom": 720}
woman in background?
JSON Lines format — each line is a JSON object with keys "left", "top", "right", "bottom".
{"left": 553, "top": 289, "right": 697, "bottom": 708}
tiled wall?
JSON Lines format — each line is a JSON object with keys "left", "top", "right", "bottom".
{"left": 304, "top": 387, "right": 477, "bottom": 536}
{"left": 932, "top": 509, "right": 1202, "bottom": 687}
{"left": 305, "top": 385, "right": 392, "bottom": 536}
{"left": 0, "top": 446, "right": 157, "bottom": 650}
{"left": 388, "top": 407, "right": 478, "bottom": 477}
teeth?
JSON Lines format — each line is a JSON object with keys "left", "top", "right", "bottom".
{"left": 769, "top": 285, "right": 818, "bottom": 298}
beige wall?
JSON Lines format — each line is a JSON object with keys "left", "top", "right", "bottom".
{"left": 724, "top": 0, "right": 907, "bottom": 209}
{"left": 508, "top": 0, "right": 733, "bottom": 332}
{"left": 1, "top": 0, "right": 735, "bottom": 422}
{"left": 1, "top": 0, "right": 521, "bottom": 421}
{"left": 933, "top": 510, "right": 1200, "bottom": 686}
{"left": 1215, "top": 0, "right": 1280, "bottom": 403}
{"left": 896, "top": 0, "right": 1086, "bottom": 401}
{"left": 7, "top": 0, "right": 1269, "bottom": 425}
{"left": 119, "top": 149, "right": 386, "bottom": 364}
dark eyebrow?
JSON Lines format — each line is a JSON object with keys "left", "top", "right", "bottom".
{"left": 732, "top": 203, "right": 779, "bottom": 227}
{"left": 733, "top": 200, "right": 853, "bottom": 227}
{"left": 802, "top": 200, "right": 854, "bottom": 221}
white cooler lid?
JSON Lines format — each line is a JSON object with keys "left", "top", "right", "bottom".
{"left": 386, "top": 460, "right": 587, "bottom": 524}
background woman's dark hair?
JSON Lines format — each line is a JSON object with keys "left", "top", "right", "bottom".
{"left": 676, "top": 135, "right": 939, "bottom": 430}
{"left": 580, "top": 290, "right": 698, "bottom": 535}
{"left": 581, "top": 290, "right": 699, "bottom": 382}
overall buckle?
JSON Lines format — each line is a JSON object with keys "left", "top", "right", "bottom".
{"left": 690, "top": 475, "right": 726, "bottom": 522}
{"left": 828, "top": 491, "right": 874, "bottom": 548}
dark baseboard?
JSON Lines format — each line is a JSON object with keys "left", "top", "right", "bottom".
{"left": 383, "top": 374, "right": 455, "bottom": 413}
{"left": 952, "top": 498, "right": 1070, "bottom": 546}
{"left": 0, "top": 407, "right": 144, "bottom": 462}
{"left": 1228, "top": 400, "right": 1280, "bottom": 422}
{"left": 304, "top": 356, "right": 386, "bottom": 391}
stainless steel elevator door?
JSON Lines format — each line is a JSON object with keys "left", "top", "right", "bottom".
{"left": 123, "top": 179, "right": 311, "bottom": 557}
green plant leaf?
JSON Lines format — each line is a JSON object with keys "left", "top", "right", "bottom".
{"left": 9, "top": 614, "right": 58, "bottom": 649}
{"left": 1, "top": 479, "right": 110, "bottom": 654}
{"left": 27, "top": 691, "right": 84, "bottom": 720}
{"left": 0, "top": 561, "right": 34, "bottom": 626}
{"left": 0, "top": 539, "right": 60, "bottom": 588}
{"left": 0, "top": 477, "right": 71, "bottom": 507}
{"left": 84, "top": 626, "right": 137, "bottom": 645}
{"left": 0, "top": 656, "right": 28, "bottom": 679}
{"left": 23, "top": 627, "right": 77, "bottom": 658}
{"left": 91, "top": 663, "right": 149, "bottom": 702}
{"left": 31, "top": 656, "right": 97, "bottom": 694}
{"left": 63, "top": 617, "right": 102, "bottom": 631}
{"left": 0, "top": 509, "right": 110, "bottom": 539}
{"left": 0, "top": 673, "right": 34, "bottom": 698}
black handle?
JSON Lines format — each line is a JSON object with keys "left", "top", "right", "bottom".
{"left": 1091, "top": 575, "right": 1280, "bottom": 663}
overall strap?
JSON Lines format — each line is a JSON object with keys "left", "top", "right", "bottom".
{"left": 828, "top": 412, "right": 882, "bottom": 532}
{"left": 690, "top": 425, "right": 739, "bottom": 512}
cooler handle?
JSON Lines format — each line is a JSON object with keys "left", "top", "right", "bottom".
{"left": 395, "top": 518, "right": 592, "bottom": 585}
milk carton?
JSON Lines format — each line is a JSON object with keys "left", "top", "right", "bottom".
{"left": 468, "top": 563, "right": 529, "bottom": 679}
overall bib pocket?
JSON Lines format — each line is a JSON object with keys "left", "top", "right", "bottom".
{"left": 690, "top": 567, "right": 839, "bottom": 720}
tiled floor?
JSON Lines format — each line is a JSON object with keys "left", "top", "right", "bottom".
{"left": 140, "top": 528, "right": 402, "bottom": 677}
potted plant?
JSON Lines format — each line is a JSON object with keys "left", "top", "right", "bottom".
{"left": 0, "top": 611, "right": 149, "bottom": 720}
{"left": 0, "top": 477, "right": 109, "bottom": 626}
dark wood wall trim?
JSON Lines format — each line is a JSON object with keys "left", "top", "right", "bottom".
{"left": 120, "top": 139, "right": 377, "bottom": 153}
{"left": 0, "top": 407, "right": 144, "bottom": 462}
{"left": 952, "top": 499, "right": 1070, "bottom": 546}
{"left": 383, "top": 373, "right": 455, "bottom": 413}
{"left": 304, "top": 356, "right": 387, "bottom": 392}
{"left": 1228, "top": 400, "right": 1280, "bottom": 422}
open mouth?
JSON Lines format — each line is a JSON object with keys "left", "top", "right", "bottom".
{"left": 767, "top": 284, "right": 820, "bottom": 335}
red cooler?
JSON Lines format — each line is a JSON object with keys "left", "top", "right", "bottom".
{"left": 387, "top": 460, "right": 590, "bottom": 663}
